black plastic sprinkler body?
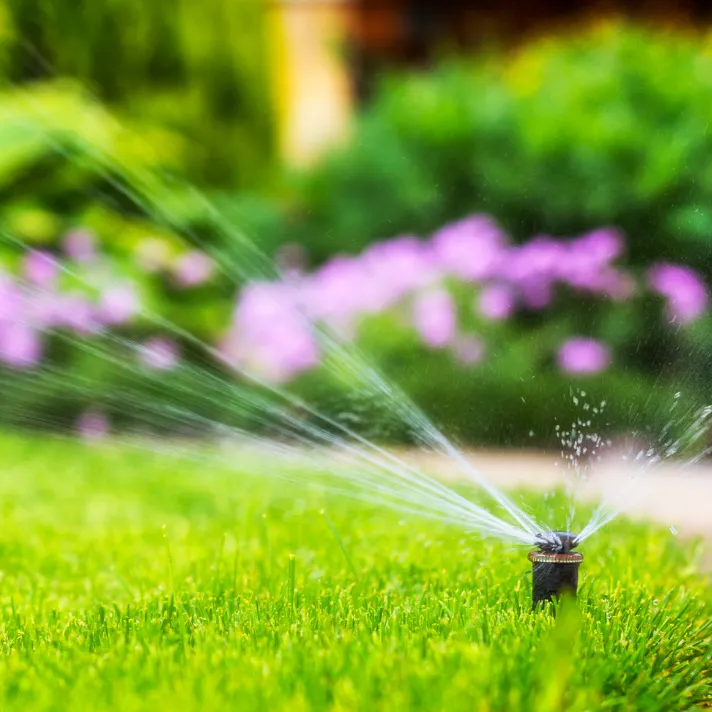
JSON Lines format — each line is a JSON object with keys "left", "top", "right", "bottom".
{"left": 529, "top": 531, "right": 583, "bottom": 610}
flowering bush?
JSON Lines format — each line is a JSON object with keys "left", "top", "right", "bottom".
{"left": 0, "top": 231, "right": 219, "bottom": 370}
{"left": 221, "top": 216, "right": 708, "bottom": 383}
{"left": 0, "top": 214, "right": 708, "bottom": 446}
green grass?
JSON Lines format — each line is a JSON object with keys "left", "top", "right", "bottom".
{"left": 0, "top": 434, "right": 709, "bottom": 711}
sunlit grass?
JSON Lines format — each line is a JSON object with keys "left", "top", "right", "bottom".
{"left": 0, "top": 434, "right": 709, "bottom": 711}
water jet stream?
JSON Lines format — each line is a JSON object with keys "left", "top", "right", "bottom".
{"left": 5, "top": 232, "right": 547, "bottom": 547}
{"left": 3, "top": 89, "right": 709, "bottom": 552}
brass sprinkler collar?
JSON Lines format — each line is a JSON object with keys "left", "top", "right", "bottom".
{"left": 528, "top": 551, "right": 584, "bottom": 564}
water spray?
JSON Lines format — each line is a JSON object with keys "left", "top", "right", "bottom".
{"left": 529, "top": 531, "right": 583, "bottom": 609}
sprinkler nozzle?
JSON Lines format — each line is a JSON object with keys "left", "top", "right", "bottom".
{"left": 529, "top": 531, "right": 583, "bottom": 609}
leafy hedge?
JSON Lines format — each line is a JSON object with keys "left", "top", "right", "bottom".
{"left": 0, "top": 0, "right": 275, "bottom": 189}
{"left": 260, "top": 23, "right": 712, "bottom": 277}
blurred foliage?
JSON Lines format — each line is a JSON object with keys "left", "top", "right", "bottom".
{"left": 231, "top": 22, "right": 712, "bottom": 446}
{"left": 281, "top": 300, "right": 702, "bottom": 450}
{"left": 1, "top": 20, "right": 711, "bottom": 450}
{"left": 0, "top": 80, "right": 248, "bottom": 337}
{"left": 260, "top": 23, "right": 712, "bottom": 275}
{"left": 0, "top": 80, "right": 182, "bottom": 246}
{"left": 0, "top": 0, "right": 275, "bottom": 188}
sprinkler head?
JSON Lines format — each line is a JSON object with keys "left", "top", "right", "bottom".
{"left": 534, "top": 530, "right": 579, "bottom": 554}
{"left": 529, "top": 531, "right": 583, "bottom": 610}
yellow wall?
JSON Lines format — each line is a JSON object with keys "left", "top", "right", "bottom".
{"left": 269, "top": 0, "right": 353, "bottom": 166}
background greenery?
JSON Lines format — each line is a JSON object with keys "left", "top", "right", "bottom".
{"left": 1, "top": 19, "right": 712, "bottom": 448}
{"left": 258, "top": 24, "right": 712, "bottom": 271}
{"left": 0, "top": 0, "right": 275, "bottom": 188}
{"left": 224, "top": 22, "right": 712, "bottom": 446}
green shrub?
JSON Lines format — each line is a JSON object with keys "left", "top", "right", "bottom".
{"left": 0, "top": 79, "right": 243, "bottom": 331}
{"left": 283, "top": 311, "right": 698, "bottom": 450}
{"left": 266, "top": 23, "right": 712, "bottom": 274}
{"left": 0, "top": 0, "right": 276, "bottom": 189}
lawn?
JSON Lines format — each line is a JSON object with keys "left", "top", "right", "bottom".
{"left": 0, "top": 434, "right": 709, "bottom": 711}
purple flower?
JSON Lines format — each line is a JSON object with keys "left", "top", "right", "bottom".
{"left": 519, "top": 280, "right": 554, "bottom": 309}
{"left": 498, "top": 230, "right": 628, "bottom": 306}
{"left": 412, "top": 288, "right": 457, "bottom": 348}
{"left": 570, "top": 228, "right": 624, "bottom": 264}
{"left": 0, "top": 279, "right": 22, "bottom": 323}
{"left": 302, "top": 257, "right": 369, "bottom": 323}
{"left": 23, "top": 251, "right": 58, "bottom": 288}
{"left": 25, "top": 292, "right": 59, "bottom": 330}
{"left": 557, "top": 337, "right": 611, "bottom": 374}
{"left": 558, "top": 228, "right": 629, "bottom": 298}
{"left": 431, "top": 215, "right": 506, "bottom": 281}
{"left": 76, "top": 409, "right": 109, "bottom": 442}
{"left": 647, "top": 263, "right": 709, "bottom": 324}
{"left": 173, "top": 251, "right": 214, "bottom": 287}
{"left": 565, "top": 266, "right": 636, "bottom": 301}
{"left": 139, "top": 337, "right": 179, "bottom": 371}
{"left": 361, "top": 236, "right": 437, "bottom": 299}
{"left": 260, "top": 321, "right": 320, "bottom": 382}
{"left": 221, "top": 322, "right": 319, "bottom": 383}
{"left": 234, "top": 282, "right": 299, "bottom": 332}
{"left": 98, "top": 284, "right": 140, "bottom": 325}
{"left": 303, "top": 246, "right": 430, "bottom": 326}
{"left": 452, "top": 335, "right": 485, "bottom": 365}
{"left": 53, "top": 294, "right": 100, "bottom": 334}
{"left": 63, "top": 229, "right": 96, "bottom": 263}
{"left": 0, "top": 322, "right": 42, "bottom": 369}
{"left": 477, "top": 284, "right": 516, "bottom": 320}
{"left": 300, "top": 238, "right": 437, "bottom": 329}
{"left": 498, "top": 237, "right": 562, "bottom": 309}
{"left": 228, "top": 282, "right": 320, "bottom": 382}
{"left": 501, "top": 237, "right": 562, "bottom": 282}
